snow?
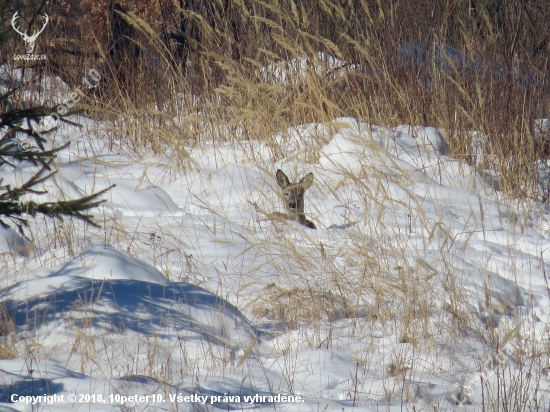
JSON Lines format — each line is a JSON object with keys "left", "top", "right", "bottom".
{"left": 258, "top": 52, "right": 353, "bottom": 86}
{"left": 1, "top": 113, "right": 550, "bottom": 410}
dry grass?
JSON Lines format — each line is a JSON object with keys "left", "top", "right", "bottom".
{"left": 3, "top": 0, "right": 550, "bottom": 409}
{"left": 5, "top": 0, "right": 550, "bottom": 201}
{"left": 0, "top": 302, "right": 16, "bottom": 359}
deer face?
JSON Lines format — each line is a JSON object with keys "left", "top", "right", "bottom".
{"left": 276, "top": 169, "right": 314, "bottom": 216}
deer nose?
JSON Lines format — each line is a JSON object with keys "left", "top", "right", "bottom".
{"left": 289, "top": 202, "right": 297, "bottom": 209}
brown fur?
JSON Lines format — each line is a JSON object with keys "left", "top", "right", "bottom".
{"left": 275, "top": 169, "right": 316, "bottom": 229}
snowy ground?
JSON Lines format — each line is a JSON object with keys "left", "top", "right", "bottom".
{"left": 1, "top": 114, "right": 550, "bottom": 411}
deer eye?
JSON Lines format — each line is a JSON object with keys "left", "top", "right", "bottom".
{"left": 284, "top": 192, "right": 289, "bottom": 196}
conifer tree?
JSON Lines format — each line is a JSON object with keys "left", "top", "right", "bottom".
{"left": 0, "top": 85, "right": 112, "bottom": 234}
{"left": 0, "top": 1, "right": 112, "bottom": 235}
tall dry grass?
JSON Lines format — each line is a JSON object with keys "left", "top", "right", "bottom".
{"left": 4, "top": 1, "right": 549, "bottom": 192}
{"left": 3, "top": 1, "right": 550, "bottom": 408}
{"left": 11, "top": 0, "right": 544, "bottom": 199}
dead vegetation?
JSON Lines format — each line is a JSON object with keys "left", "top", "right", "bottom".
{"left": 3, "top": 0, "right": 550, "bottom": 199}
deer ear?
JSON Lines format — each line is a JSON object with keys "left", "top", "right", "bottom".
{"left": 300, "top": 172, "right": 314, "bottom": 189}
{"left": 276, "top": 169, "right": 290, "bottom": 188}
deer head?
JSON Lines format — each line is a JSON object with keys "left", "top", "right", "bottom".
{"left": 12, "top": 11, "right": 49, "bottom": 54}
{"left": 276, "top": 169, "right": 316, "bottom": 229}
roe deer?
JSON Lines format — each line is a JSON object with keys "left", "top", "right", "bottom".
{"left": 275, "top": 169, "right": 316, "bottom": 229}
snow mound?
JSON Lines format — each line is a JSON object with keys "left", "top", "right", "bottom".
{"left": 0, "top": 226, "right": 28, "bottom": 257}
{"left": 53, "top": 244, "right": 169, "bottom": 283}
{"left": 105, "top": 181, "right": 181, "bottom": 216}
{"left": 2, "top": 245, "right": 257, "bottom": 351}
